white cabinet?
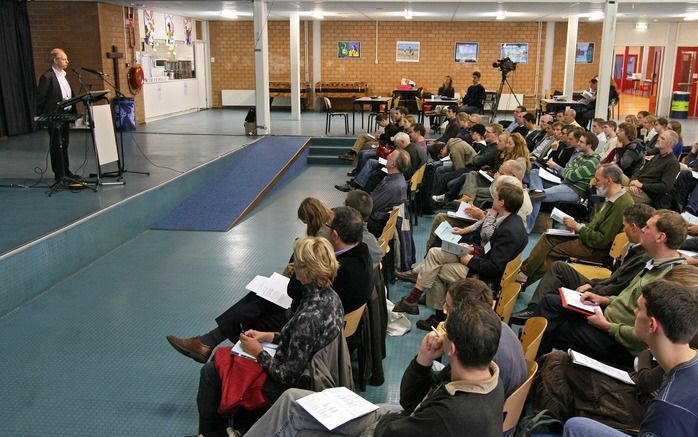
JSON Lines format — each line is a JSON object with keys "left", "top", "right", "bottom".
{"left": 143, "top": 79, "right": 199, "bottom": 122}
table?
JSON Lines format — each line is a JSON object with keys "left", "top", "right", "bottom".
{"left": 420, "top": 97, "right": 459, "bottom": 124}
{"left": 352, "top": 97, "right": 391, "bottom": 135}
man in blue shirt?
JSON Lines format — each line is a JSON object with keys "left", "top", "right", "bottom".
{"left": 561, "top": 278, "right": 698, "bottom": 437}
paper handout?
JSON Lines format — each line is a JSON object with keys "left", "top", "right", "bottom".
{"left": 297, "top": 387, "right": 379, "bottom": 430}
{"left": 568, "top": 349, "right": 635, "bottom": 385}
{"left": 446, "top": 201, "right": 478, "bottom": 222}
{"left": 538, "top": 167, "right": 562, "bottom": 184}
{"left": 559, "top": 287, "right": 597, "bottom": 316}
{"left": 245, "top": 272, "right": 292, "bottom": 309}
{"left": 231, "top": 340, "right": 278, "bottom": 360}
{"left": 550, "top": 207, "right": 573, "bottom": 225}
{"left": 435, "top": 221, "right": 471, "bottom": 256}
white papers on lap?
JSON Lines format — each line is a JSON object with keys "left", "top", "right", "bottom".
{"left": 678, "top": 249, "right": 698, "bottom": 259}
{"left": 559, "top": 287, "right": 597, "bottom": 315}
{"left": 568, "top": 349, "right": 635, "bottom": 385}
{"left": 681, "top": 211, "right": 698, "bottom": 225}
{"left": 538, "top": 167, "right": 562, "bottom": 184}
{"left": 297, "top": 387, "right": 379, "bottom": 430}
{"left": 692, "top": 170, "right": 698, "bottom": 180}
{"left": 231, "top": 340, "right": 278, "bottom": 360}
{"left": 478, "top": 169, "right": 494, "bottom": 182}
{"left": 378, "top": 157, "right": 388, "bottom": 165}
{"left": 435, "top": 221, "right": 471, "bottom": 256}
{"left": 544, "top": 228, "right": 577, "bottom": 237}
{"left": 246, "top": 272, "right": 292, "bottom": 309}
{"left": 446, "top": 201, "right": 478, "bottom": 222}
{"left": 550, "top": 207, "right": 573, "bottom": 225}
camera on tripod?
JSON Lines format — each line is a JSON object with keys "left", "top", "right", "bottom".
{"left": 492, "top": 57, "right": 517, "bottom": 74}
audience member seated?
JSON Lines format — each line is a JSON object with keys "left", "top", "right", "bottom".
{"left": 187, "top": 236, "right": 345, "bottom": 437}
{"left": 530, "top": 114, "right": 555, "bottom": 157}
{"left": 605, "top": 122, "right": 644, "bottom": 179}
{"left": 627, "top": 130, "right": 680, "bottom": 207}
{"left": 673, "top": 140, "right": 698, "bottom": 214}
{"left": 642, "top": 116, "right": 662, "bottom": 154}
{"left": 352, "top": 107, "right": 408, "bottom": 177}
{"left": 367, "top": 149, "right": 410, "bottom": 237}
{"left": 459, "top": 71, "right": 486, "bottom": 115}
{"left": 598, "top": 120, "right": 618, "bottom": 161}
{"left": 427, "top": 162, "right": 532, "bottom": 250}
{"left": 455, "top": 113, "right": 483, "bottom": 146}
{"left": 428, "top": 75, "right": 455, "bottom": 129}
{"left": 519, "top": 163, "right": 632, "bottom": 289}
{"left": 531, "top": 266, "right": 698, "bottom": 433}
{"left": 344, "top": 190, "right": 382, "bottom": 268}
{"left": 535, "top": 209, "right": 687, "bottom": 368}
{"left": 526, "top": 131, "right": 601, "bottom": 227}
{"left": 166, "top": 206, "right": 373, "bottom": 364}
{"left": 562, "top": 108, "right": 582, "bottom": 130}
{"left": 590, "top": 118, "right": 606, "bottom": 153}
{"left": 511, "top": 203, "right": 654, "bottom": 324}
{"left": 576, "top": 78, "right": 598, "bottom": 127}
{"left": 296, "top": 197, "right": 333, "bottom": 241}
{"left": 243, "top": 299, "right": 506, "bottom": 437}
{"left": 522, "top": 112, "right": 545, "bottom": 150}
{"left": 534, "top": 124, "right": 578, "bottom": 170}
{"left": 392, "top": 183, "right": 527, "bottom": 314}
{"left": 406, "top": 121, "right": 428, "bottom": 154}
{"left": 667, "top": 119, "right": 685, "bottom": 157}
{"left": 339, "top": 113, "right": 389, "bottom": 163}
{"left": 560, "top": 277, "right": 698, "bottom": 437}
{"left": 433, "top": 105, "right": 460, "bottom": 144}
{"left": 504, "top": 106, "right": 528, "bottom": 135}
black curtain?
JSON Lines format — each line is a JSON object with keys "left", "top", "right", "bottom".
{"left": 0, "top": 0, "right": 36, "bottom": 137}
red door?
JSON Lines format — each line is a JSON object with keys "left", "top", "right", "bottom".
{"left": 674, "top": 47, "right": 698, "bottom": 117}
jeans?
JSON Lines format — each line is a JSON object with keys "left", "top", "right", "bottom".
{"left": 527, "top": 169, "right": 581, "bottom": 230}
{"left": 355, "top": 159, "right": 382, "bottom": 188}
{"left": 562, "top": 417, "right": 631, "bottom": 437}
{"left": 244, "top": 388, "right": 392, "bottom": 437}
{"left": 356, "top": 149, "right": 377, "bottom": 173}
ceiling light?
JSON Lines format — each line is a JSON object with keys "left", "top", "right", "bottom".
{"left": 312, "top": 10, "right": 324, "bottom": 19}
{"left": 635, "top": 22, "right": 648, "bottom": 30}
{"left": 496, "top": 11, "right": 507, "bottom": 20}
{"left": 685, "top": 13, "right": 698, "bottom": 21}
{"left": 405, "top": 9, "right": 413, "bottom": 19}
{"left": 219, "top": 10, "right": 238, "bottom": 19}
{"left": 588, "top": 13, "right": 604, "bottom": 21}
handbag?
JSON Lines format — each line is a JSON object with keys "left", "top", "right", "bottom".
{"left": 214, "top": 346, "right": 269, "bottom": 416}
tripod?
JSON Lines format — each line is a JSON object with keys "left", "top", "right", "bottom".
{"left": 490, "top": 71, "right": 522, "bottom": 121}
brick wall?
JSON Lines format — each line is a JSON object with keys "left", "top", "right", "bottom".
{"left": 28, "top": 2, "right": 145, "bottom": 123}
{"left": 550, "top": 22, "right": 603, "bottom": 93}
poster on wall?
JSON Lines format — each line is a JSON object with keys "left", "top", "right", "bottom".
{"left": 501, "top": 43, "right": 528, "bottom": 64}
{"left": 184, "top": 17, "right": 193, "bottom": 46}
{"left": 396, "top": 41, "right": 420, "bottom": 62}
{"left": 576, "top": 42, "right": 595, "bottom": 63}
{"left": 455, "top": 42, "right": 478, "bottom": 63}
{"left": 144, "top": 10, "right": 155, "bottom": 46}
{"left": 165, "top": 14, "right": 175, "bottom": 47}
{"left": 338, "top": 41, "right": 361, "bottom": 59}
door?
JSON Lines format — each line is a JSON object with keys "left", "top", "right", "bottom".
{"left": 614, "top": 55, "right": 625, "bottom": 90}
{"left": 194, "top": 41, "right": 210, "bottom": 109}
{"left": 674, "top": 47, "right": 698, "bottom": 117}
{"left": 647, "top": 47, "right": 663, "bottom": 113}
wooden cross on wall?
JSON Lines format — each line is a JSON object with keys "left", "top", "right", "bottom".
{"left": 106, "top": 45, "right": 123, "bottom": 93}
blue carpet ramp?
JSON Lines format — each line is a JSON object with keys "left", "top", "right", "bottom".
{"left": 152, "top": 136, "right": 310, "bottom": 231}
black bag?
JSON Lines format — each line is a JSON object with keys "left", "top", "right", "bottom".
{"left": 514, "top": 409, "right": 563, "bottom": 437}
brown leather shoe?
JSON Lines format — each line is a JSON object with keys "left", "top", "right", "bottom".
{"left": 394, "top": 269, "right": 418, "bottom": 283}
{"left": 166, "top": 335, "right": 213, "bottom": 363}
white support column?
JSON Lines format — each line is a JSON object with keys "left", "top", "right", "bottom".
{"left": 542, "top": 21, "right": 555, "bottom": 97}
{"left": 595, "top": 0, "right": 617, "bottom": 118}
{"left": 253, "top": 0, "right": 271, "bottom": 134}
{"left": 563, "top": 15, "right": 579, "bottom": 98}
{"left": 657, "top": 23, "right": 679, "bottom": 116}
{"left": 289, "top": 12, "right": 301, "bottom": 120}
{"left": 312, "top": 20, "right": 321, "bottom": 111}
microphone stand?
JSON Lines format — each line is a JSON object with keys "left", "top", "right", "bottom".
{"left": 85, "top": 69, "right": 149, "bottom": 178}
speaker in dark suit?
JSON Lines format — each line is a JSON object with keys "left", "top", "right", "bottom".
{"left": 36, "top": 48, "right": 77, "bottom": 181}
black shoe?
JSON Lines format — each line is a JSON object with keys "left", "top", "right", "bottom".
{"left": 338, "top": 152, "right": 355, "bottom": 161}
{"left": 510, "top": 309, "right": 535, "bottom": 325}
{"left": 347, "top": 169, "right": 357, "bottom": 177}
{"left": 368, "top": 374, "right": 385, "bottom": 386}
{"left": 416, "top": 315, "right": 441, "bottom": 331}
{"left": 393, "top": 298, "right": 419, "bottom": 315}
{"left": 335, "top": 183, "right": 353, "bottom": 192}
{"left": 418, "top": 293, "right": 426, "bottom": 305}
{"left": 528, "top": 189, "right": 546, "bottom": 201}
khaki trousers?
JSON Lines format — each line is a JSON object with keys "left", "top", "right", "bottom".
{"left": 521, "top": 234, "right": 608, "bottom": 285}
{"left": 415, "top": 247, "right": 470, "bottom": 308}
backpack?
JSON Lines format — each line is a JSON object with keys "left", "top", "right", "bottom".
{"left": 514, "top": 409, "right": 563, "bottom": 437}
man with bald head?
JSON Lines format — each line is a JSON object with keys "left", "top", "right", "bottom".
{"left": 37, "top": 48, "right": 79, "bottom": 182}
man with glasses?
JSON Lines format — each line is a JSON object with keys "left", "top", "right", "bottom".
{"left": 37, "top": 48, "right": 79, "bottom": 182}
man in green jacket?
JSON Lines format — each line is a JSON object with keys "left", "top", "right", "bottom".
{"left": 519, "top": 163, "right": 633, "bottom": 287}
{"left": 536, "top": 209, "right": 687, "bottom": 368}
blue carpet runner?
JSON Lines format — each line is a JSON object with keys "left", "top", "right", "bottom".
{"left": 152, "top": 136, "right": 310, "bottom": 231}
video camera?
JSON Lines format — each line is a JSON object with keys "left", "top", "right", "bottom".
{"left": 492, "top": 57, "right": 517, "bottom": 74}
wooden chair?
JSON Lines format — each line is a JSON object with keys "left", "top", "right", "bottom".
{"left": 377, "top": 207, "right": 400, "bottom": 249}
{"left": 519, "top": 317, "right": 548, "bottom": 361}
{"left": 569, "top": 232, "right": 629, "bottom": 280}
{"left": 503, "top": 359, "right": 539, "bottom": 433}
{"left": 323, "top": 96, "right": 349, "bottom": 135}
{"left": 343, "top": 304, "right": 366, "bottom": 337}
{"left": 409, "top": 163, "right": 427, "bottom": 226}
{"left": 368, "top": 97, "right": 392, "bottom": 132}
{"left": 500, "top": 255, "right": 522, "bottom": 289}
{"left": 495, "top": 282, "right": 521, "bottom": 324}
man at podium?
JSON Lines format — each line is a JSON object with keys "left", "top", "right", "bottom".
{"left": 37, "top": 48, "right": 78, "bottom": 181}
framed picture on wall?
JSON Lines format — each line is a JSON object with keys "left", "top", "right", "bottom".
{"left": 576, "top": 42, "right": 595, "bottom": 63}
{"left": 501, "top": 43, "right": 528, "bottom": 64}
{"left": 338, "top": 41, "right": 361, "bottom": 59}
{"left": 455, "top": 42, "right": 478, "bottom": 63}
{"left": 396, "top": 41, "right": 420, "bottom": 62}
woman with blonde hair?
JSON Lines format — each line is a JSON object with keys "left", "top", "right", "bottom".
{"left": 497, "top": 131, "right": 531, "bottom": 172}
{"left": 297, "top": 197, "right": 333, "bottom": 238}
{"left": 191, "top": 236, "right": 345, "bottom": 436}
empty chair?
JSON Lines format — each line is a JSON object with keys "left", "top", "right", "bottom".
{"left": 569, "top": 232, "right": 629, "bottom": 280}
{"left": 323, "top": 96, "right": 349, "bottom": 135}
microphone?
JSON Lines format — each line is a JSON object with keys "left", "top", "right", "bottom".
{"left": 81, "top": 67, "right": 104, "bottom": 76}
{"left": 72, "top": 68, "right": 81, "bottom": 77}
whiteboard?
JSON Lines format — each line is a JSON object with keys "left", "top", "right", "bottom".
{"left": 90, "top": 104, "right": 119, "bottom": 167}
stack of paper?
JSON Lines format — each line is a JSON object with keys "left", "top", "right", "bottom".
{"left": 568, "top": 349, "right": 635, "bottom": 385}
{"left": 231, "top": 340, "right": 278, "bottom": 360}
{"left": 550, "top": 207, "right": 573, "bottom": 225}
{"left": 447, "top": 201, "right": 478, "bottom": 222}
{"left": 434, "top": 221, "right": 471, "bottom": 256}
{"left": 478, "top": 169, "right": 494, "bottom": 182}
{"left": 544, "top": 228, "right": 577, "bottom": 237}
{"left": 538, "top": 167, "right": 562, "bottom": 184}
{"left": 297, "top": 387, "right": 379, "bottom": 430}
{"left": 246, "top": 272, "right": 292, "bottom": 309}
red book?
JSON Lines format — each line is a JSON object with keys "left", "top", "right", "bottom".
{"left": 559, "top": 287, "right": 597, "bottom": 316}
